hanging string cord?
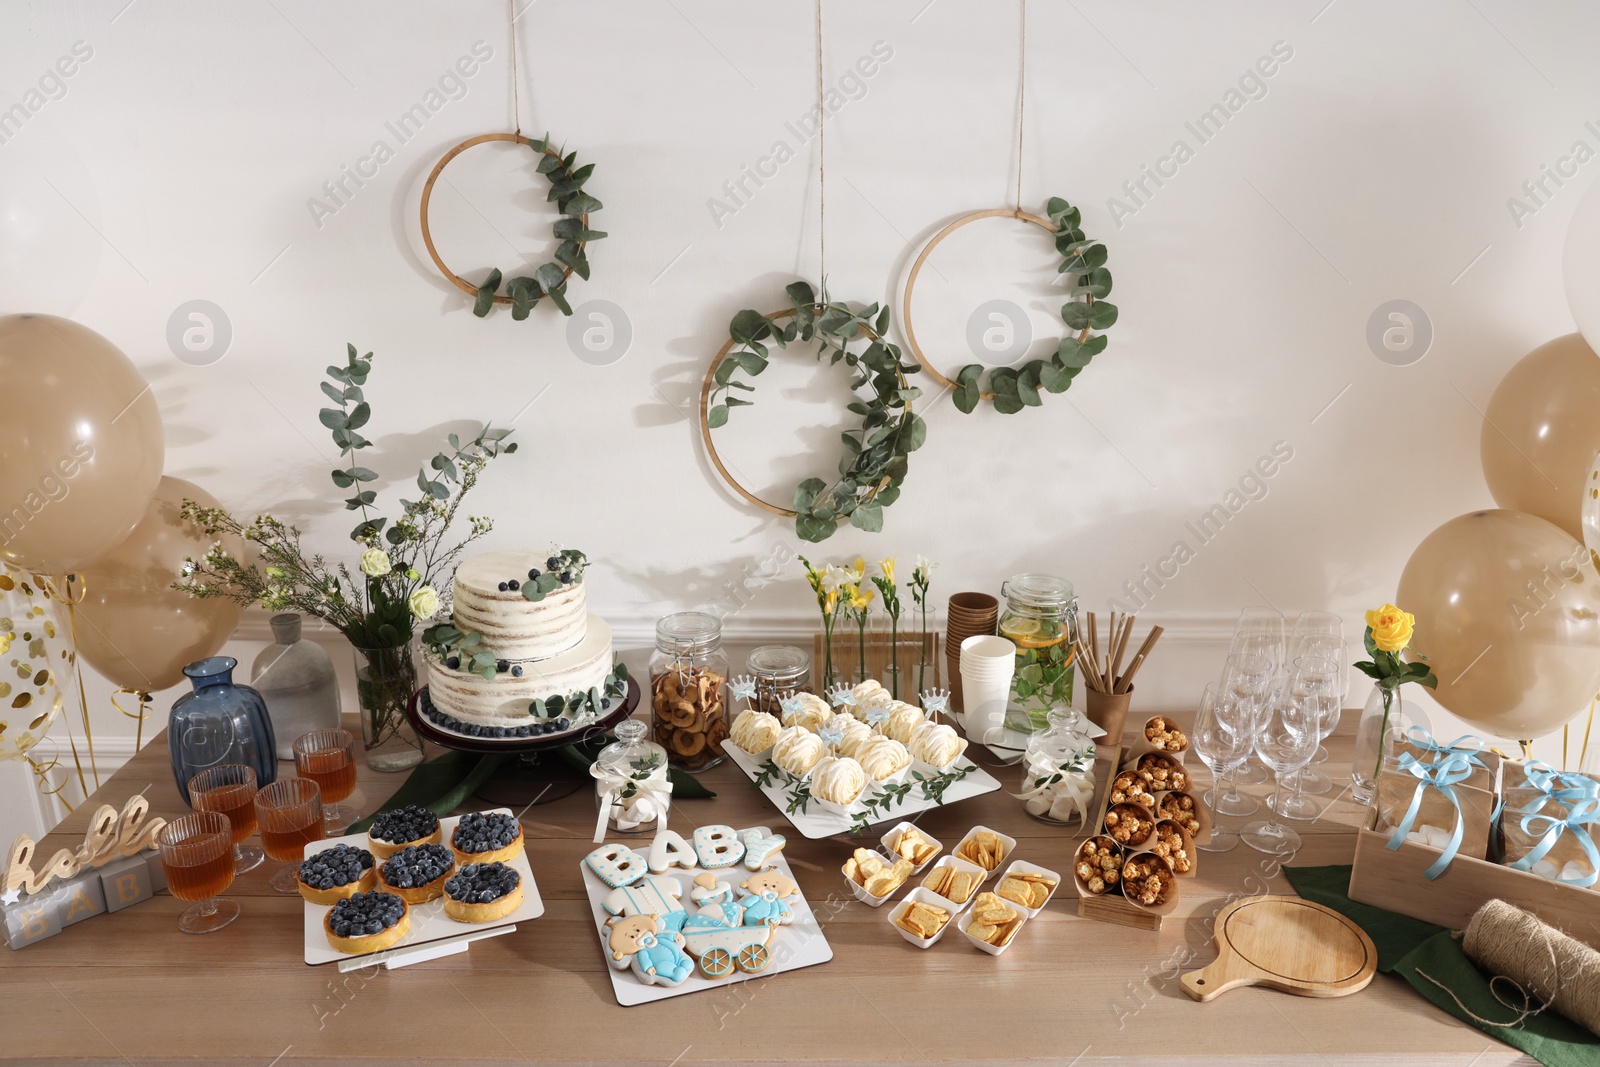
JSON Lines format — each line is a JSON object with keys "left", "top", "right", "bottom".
{"left": 1015, "top": 0, "right": 1026, "bottom": 210}
{"left": 816, "top": 0, "right": 826, "bottom": 285}
{"left": 509, "top": 0, "right": 521, "bottom": 134}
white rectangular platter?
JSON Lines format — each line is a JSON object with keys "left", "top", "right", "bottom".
{"left": 581, "top": 827, "right": 833, "bottom": 1007}
{"left": 722, "top": 741, "right": 1003, "bottom": 840}
{"left": 303, "top": 807, "right": 544, "bottom": 966}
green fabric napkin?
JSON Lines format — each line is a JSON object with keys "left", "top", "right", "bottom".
{"left": 1284, "top": 864, "right": 1599, "bottom": 1067}
{"left": 345, "top": 742, "right": 716, "bottom": 835}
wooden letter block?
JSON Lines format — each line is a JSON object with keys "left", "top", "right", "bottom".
{"left": 3, "top": 893, "right": 63, "bottom": 948}
{"left": 98, "top": 855, "right": 155, "bottom": 912}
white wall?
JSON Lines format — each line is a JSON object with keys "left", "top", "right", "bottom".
{"left": 5, "top": 0, "right": 1597, "bottom": 841}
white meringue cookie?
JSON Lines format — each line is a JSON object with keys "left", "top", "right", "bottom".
{"left": 773, "top": 725, "right": 825, "bottom": 776}
{"left": 811, "top": 755, "right": 868, "bottom": 806}
{"left": 730, "top": 709, "right": 782, "bottom": 753}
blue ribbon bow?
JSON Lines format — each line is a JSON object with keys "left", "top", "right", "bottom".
{"left": 1384, "top": 750, "right": 1479, "bottom": 879}
{"left": 1402, "top": 726, "right": 1487, "bottom": 771}
{"left": 1503, "top": 760, "right": 1600, "bottom": 887}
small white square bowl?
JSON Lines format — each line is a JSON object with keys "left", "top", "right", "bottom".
{"left": 952, "top": 824, "right": 1017, "bottom": 881}
{"left": 841, "top": 848, "right": 905, "bottom": 907}
{"left": 992, "top": 859, "right": 1062, "bottom": 918}
{"left": 957, "top": 905, "right": 1030, "bottom": 955}
{"left": 917, "top": 855, "right": 986, "bottom": 909}
{"left": 881, "top": 821, "right": 942, "bottom": 874}
{"left": 888, "top": 887, "right": 959, "bottom": 948}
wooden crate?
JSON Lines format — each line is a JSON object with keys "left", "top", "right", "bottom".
{"left": 811, "top": 630, "right": 941, "bottom": 699}
{"left": 1072, "top": 745, "right": 1173, "bottom": 932}
{"left": 1348, "top": 805, "right": 1600, "bottom": 950}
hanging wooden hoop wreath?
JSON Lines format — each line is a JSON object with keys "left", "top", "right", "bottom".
{"left": 419, "top": 131, "right": 605, "bottom": 320}
{"left": 900, "top": 197, "right": 1118, "bottom": 414}
{"left": 699, "top": 285, "right": 925, "bottom": 543}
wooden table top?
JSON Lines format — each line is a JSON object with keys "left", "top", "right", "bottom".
{"left": 2, "top": 714, "right": 1532, "bottom": 1067}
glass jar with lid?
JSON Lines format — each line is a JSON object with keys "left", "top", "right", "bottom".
{"left": 1019, "top": 704, "right": 1101, "bottom": 824}
{"left": 648, "top": 611, "right": 730, "bottom": 771}
{"left": 591, "top": 718, "right": 671, "bottom": 834}
{"left": 998, "top": 573, "right": 1079, "bottom": 731}
{"left": 745, "top": 645, "right": 811, "bottom": 716}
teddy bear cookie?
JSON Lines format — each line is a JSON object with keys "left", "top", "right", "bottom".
{"left": 443, "top": 862, "right": 523, "bottom": 923}
{"left": 366, "top": 805, "right": 441, "bottom": 860}
{"left": 605, "top": 912, "right": 695, "bottom": 987}
{"left": 297, "top": 843, "right": 376, "bottom": 905}
{"left": 324, "top": 891, "right": 410, "bottom": 954}
{"left": 736, "top": 867, "right": 798, "bottom": 927}
{"left": 377, "top": 842, "right": 456, "bottom": 904}
{"left": 450, "top": 811, "right": 524, "bottom": 866}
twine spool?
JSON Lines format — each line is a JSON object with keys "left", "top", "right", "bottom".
{"left": 1460, "top": 898, "right": 1600, "bottom": 1036}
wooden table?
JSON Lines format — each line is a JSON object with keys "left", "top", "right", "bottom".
{"left": 1, "top": 715, "right": 1534, "bottom": 1067}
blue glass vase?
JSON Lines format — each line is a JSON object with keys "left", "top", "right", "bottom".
{"left": 169, "top": 657, "right": 278, "bottom": 806}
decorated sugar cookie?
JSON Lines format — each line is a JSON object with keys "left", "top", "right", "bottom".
{"left": 647, "top": 829, "right": 698, "bottom": 874}
{"left": 605, "top": 913, "right": 694, "bottom": 986}
{"left": 737, "top": 867, "right": 798, "bottom": 927}
{"left": 585, "top": 843, "right": 648, "bottom": 888}
{"left": 601, "top": 874, "right": 688, "bottom": 933}
{"left": 689, "top": 871, "right": 742, "bottom": 927}
{"left": 692, "top": 825, "right": 746, "bottom": 869}
{"left": 738, "top": 828, "right": 786, "bottom": 871}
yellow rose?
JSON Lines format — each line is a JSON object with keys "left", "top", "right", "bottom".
{"left": 1365, "top": 603, "right": 1414, "bottom": 653}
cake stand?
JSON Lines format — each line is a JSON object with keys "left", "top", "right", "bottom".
{"left": 406, "top": 677, "right": 642, "bottom": 807}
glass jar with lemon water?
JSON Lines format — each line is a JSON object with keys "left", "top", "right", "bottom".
{"left": 998, "top": 574, "right": 1079, "bottom": 731}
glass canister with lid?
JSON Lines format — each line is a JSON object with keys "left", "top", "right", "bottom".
{"left": 648, "top": 611, "right": 730, "bottom": 771}
{"left": 591, "top": 718, "right": 672, "bottom": 835}
{"left": 998, "top": 573, "right": 1079, "bottom": 731}
{"left": 745, "top": 645, "right": 811, "bottom": 716}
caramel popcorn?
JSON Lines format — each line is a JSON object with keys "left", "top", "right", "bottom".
{"left": 1110, "top": 770, "right": 1156, "bottom": 811}
{"left": 1075, "top": 837, "right": 1123, "bottom": 896}
{"left": 1104, "top": 803, "right": 1155, "bottom": 847}
{"left": 1150, "top": 822, "right": 1193, "bottom": 874}
{"left": 1144, "top": 716, "right": 1188, "bottom": 753}
{"left": 1137, "top": 753, "right": 1190, "bottom": 793}
{"left": 1158, "top": 791, "right": 1203, "bottom": 837}
{"left": 1121, "top": 856, "right": 1175, "bottom": 907}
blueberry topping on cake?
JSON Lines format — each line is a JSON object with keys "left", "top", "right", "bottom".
{"left": 497, "top": 581, "right": 509, "bottom": 592}
{"left": 381, "top": 843, "right": 453, "bottom": 888}
{"left": 299, "top": 844, "right": 374, "bottom": 890}
{"left": 546, "top": 555, "right": 561, "bottom": 571}
{"left": 452, "top": 812, "right": 519, "bottom": 855}
{"left": 507, "top": 579, "right": 520, "bottom": 591}
{"left": 511, "top": 665, "right": 523, "bottom": 677}
{"left": 496, "top": 659, "right": 510, "bottom": 673}
{"left": 445, "top": 862, "right": 521, "bottom": 905}
{"left": 328, "top": 892, "right": 405, "bottom": 938}
{"left": 527, "top": 568, "right": 539, "bottom": 581}
{"left": 445, "top": 656, "right": 460, "bottom": 670}
{"left": 370, "top": 805, "right": 440, "bottom": 845}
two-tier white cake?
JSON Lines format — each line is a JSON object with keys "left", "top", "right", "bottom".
{"left": 422, "top": 548, "right": 617, "bottom": 733}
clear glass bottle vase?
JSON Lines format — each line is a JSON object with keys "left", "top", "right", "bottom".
{"left": 1351, "top": 681, "right": 1404, "bottom": 805}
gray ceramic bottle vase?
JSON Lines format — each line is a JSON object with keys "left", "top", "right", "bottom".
{"left": 250, "top": 614, "right": 341, "bottom": 759}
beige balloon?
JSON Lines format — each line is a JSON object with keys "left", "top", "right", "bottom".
{"left": 74, "top": 478, "right": 246, "bottom": 693}
{"left": 1396, "top": 509, "right": 1600, "bottom": 741}
{"left": 1481, "top": 332, "right": 1600, "bottom": 540}
{"left": 0, "top": 314, "right": 164, "bottom": 574}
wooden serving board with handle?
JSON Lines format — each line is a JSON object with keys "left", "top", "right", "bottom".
{"left": 1181, "top": 896, "right": 1378, "bottom": 1002}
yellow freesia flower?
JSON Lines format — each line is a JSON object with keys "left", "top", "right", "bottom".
{"left": 879, "top": 557, "right": 896, "bottom": 584}
{"left": 851, "top": 556, "right": 866, "bottom": 578}
{"left": 823, "top": 589, "right": 838, "bottom": 616}
{"left": 1365, "top": 603, "right": 1414, "bottom": 653}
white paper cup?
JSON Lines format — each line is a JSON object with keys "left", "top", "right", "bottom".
{"left": 961, "top": 672, "right": 1012, "bottom": 740}
{"left": 960, "top": 634, "right": 1016, "bottom": 662}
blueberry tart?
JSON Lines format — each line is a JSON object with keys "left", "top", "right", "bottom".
{"left": 324, "top": 891, "right": 410, "bottom": 954}
{"left": 296, "top": 843, "right": 376, "bottom": 905}
{"left": 376, "top": 842, "right": 456, "bottom": 904}
{"left": 443, "top": 861, "right": 524, "bottom": 923}
{"left": 367, "top": 805, "right": 442, "bottom": 860}
{"left": 450, "top": 811, "right": 524, "bottom": 866}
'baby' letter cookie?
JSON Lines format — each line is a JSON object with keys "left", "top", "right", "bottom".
{"left": 585, "top": 843, "right": 648, "bottom": 888}
{"left": 692, "top": 825, "right": 745, "bottom": 869}
{"left": 647, "top": 829, "right": 697, "bottom": 873}
{"left": 739, "top": 828, "right": 786, "bottom": 870}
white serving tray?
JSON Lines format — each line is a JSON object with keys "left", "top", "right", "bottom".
{"left": 722, "top": 741, "right": 1002, "bottom": 840}
{"left": 302, "top": 807, "right": 544, "bottom": 967}
{"left": 580, "top": 826, "right": 833, "bottom": 1007}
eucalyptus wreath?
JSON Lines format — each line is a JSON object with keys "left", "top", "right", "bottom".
{"left": 706, "top": 281, "right": 926, "bottom": 543}
{"left": 952, "top": 197, "right": 1118, "bottom": 414}
{"left": 470, "top": 133, "right": 605, "bottom": 320}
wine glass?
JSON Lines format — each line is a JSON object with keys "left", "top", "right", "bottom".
{"left": 1230, "top": 616, "right": 1281, "bottom": 786}
{"left": 1212, "top": 653, "right": 1271, "bottom": 811}
{"left": 1292, "top": 613, "right": 1344, "bottom": 771}
{"left": 1270, "top": 657, "right": 1341, "bottom": 819}
{"left": 293, "top": 728, "right": 359, "bottom": 832}
{"left": 157, "top": 811, "right": 240, "bottom": 934}
{"left": 188, "top": 764, "right": 264, "bottom": 874}
{"left": 1241, "top": 692, "right": 1319, "bottom": 855}
{"left": 255, "top": 778, "right": 324, "bottom": 893}
{"left": 1192, "top": 684, "right": 1250, "bottom": 852}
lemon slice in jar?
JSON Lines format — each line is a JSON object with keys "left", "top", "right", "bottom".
{"left": 1002, "top": 617, "right": 1066, "bottom": 650}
